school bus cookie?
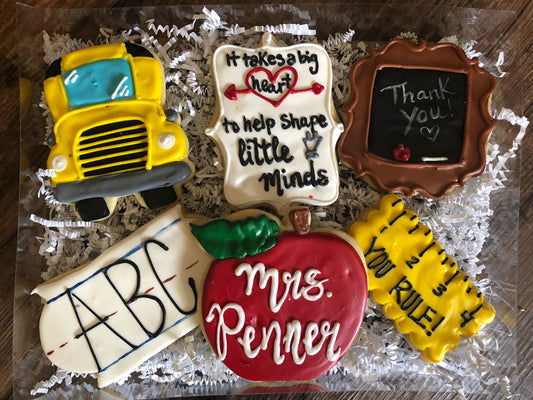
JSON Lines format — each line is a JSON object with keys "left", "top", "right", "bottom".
{"left": 348, "top": 194, "right": 495, "bottom": 363}
{"left": 44, "top": 43, "right": 193, "bottom": 221}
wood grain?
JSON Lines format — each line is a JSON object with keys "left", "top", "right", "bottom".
{"left": 1, "top": 1, "right": 531, "bottom": 399}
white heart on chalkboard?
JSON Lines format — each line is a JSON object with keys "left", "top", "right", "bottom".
{"left": 420, "top": 125, "right": 440, "bottom": 142}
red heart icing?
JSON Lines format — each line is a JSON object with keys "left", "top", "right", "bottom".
{"left": 245, "top": 66, "right": 298, "bottom": 107}
{"left": 202, "top": 231, "right": 368, "bottom": 381}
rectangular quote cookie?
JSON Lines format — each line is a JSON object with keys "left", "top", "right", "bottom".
{"left": 206, "top": 33, "right": 343, "bottom": 213}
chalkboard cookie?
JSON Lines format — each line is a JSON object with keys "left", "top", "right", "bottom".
{"left": 206, "top": 33, "right": 344, "bottom": 213}
{"left": 348, "top": 194, "right": 495, "bottom": 363}
{"left": 339, "top": 39, "right": 496, "bottom": 198}
{"left": 44, "top": 43, "right": 193, "bottom": 221}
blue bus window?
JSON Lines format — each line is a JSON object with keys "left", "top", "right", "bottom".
{"left": 62, "top": 58, "right": 135, "bottom": 110}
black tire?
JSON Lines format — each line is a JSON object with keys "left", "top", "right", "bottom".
{"left": 140, "top": 186, "right": 178, "bottom": 209}
{"left": 75, "top": 197, "right": 110, "bottom": 221}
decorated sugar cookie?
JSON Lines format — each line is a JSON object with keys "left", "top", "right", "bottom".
{"left": 32, "top": 206, "right": 213, "bottom": 387}
{"left": 348, "top": 194, "right": 495, "bottom": 363}
{"left": 339, "top": 39, "right": 496, "bottom": 198}
{"left": 206, "top": 33, "right": 343, "bottom": 213}
{"left": 192, "top": 208, "right": 368, "bottom": 381}
{"left": 44, "top": 43, "right": 193, "bottom": 221}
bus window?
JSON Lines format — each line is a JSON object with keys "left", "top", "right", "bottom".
{"left": 62, "top": 58, "right": 136, "bottom": 110}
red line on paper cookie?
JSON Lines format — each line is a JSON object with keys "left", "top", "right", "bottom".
{"left": 46, "top": 269, "right": 190, "bottom": 357}
{"left": 185, "top": 260, "right": 199, "bottom": 270}
{"left": 162, "top": 274, "right": 177, "bottom": 284}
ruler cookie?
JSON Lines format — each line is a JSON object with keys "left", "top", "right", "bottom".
{"left": 349, "top": 194, "right": 495, "bottom": 363}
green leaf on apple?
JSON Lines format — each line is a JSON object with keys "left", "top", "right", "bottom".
{"left": 190, "top": 214, "right": 280, "bottom": 259}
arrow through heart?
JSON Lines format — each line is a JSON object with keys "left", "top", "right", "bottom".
{"left": 224, "top": 66, "right": 324, "bottom": 107}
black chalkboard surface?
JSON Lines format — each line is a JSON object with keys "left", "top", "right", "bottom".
{"left": 368, "top": 68, "right": 467, "bottom": 163}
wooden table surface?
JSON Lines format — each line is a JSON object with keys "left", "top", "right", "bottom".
{"left": 1, "top": 1, "right": 531, "bottom": 399}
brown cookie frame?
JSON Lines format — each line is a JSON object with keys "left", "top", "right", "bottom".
{"left": 339, "top": 39, "right": 497, "bottom": 199}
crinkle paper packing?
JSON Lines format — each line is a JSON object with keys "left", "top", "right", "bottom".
{"left": 20, "top": 4, "right": 528, "bottom": 399}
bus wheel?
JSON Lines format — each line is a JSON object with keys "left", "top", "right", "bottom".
{"left": 140, "top": 186, "right": 178, "bottom": 209}
{"left": 75, "top": 197, "right": 110, "bottom": 221}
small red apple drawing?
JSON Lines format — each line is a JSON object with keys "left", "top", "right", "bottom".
{"left": 191, "top": 208, "right": 368, "bottom": 381}
{"left": 393, "top": 144, "right": 411, "bottom": 162}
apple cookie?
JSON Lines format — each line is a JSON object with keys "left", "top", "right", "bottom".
{"left": 192, "top": 208, "right": 368, "bottom": 381}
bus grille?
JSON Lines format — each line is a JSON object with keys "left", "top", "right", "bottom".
{"left": 77, "top": 119, "right": 148, "bottom": 178}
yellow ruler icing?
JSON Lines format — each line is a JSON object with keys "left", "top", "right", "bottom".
{"left": 349, "top": 194, "right": 495, "bottom": 363}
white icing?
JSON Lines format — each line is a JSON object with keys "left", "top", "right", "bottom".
{"left": 283, "top": 320, "right": 306, "bottom": 365}
{"left": 302, "top": 322, "right": 321, "bottom": 355}
{"left": 157, "top": 132, "right": 176, "bottom": 149}
{"left": 205, "top": 302, "right": 246, "bottom": 361}
{"left": 421, "top": 156, "right": 449, "bottom": 162}
{"left": 209, "top": 305, "right": 343, "bottom": 365}
{"left": 282, "top": 320, "right": 342, "bottom": 363}
{"left": 235, "top": 262, "right": 328, "bottom": 313}
{"left": 208, "top": 261, "right": 342, "bottom": 365}
{"left": 238, "top": 321, "right": 285, "bottom": 365}
{"left": 51, "top": 155, "right": 67, "bottom": 172}
{"left": 206, "top": 33, "right": 343, "bottom": 213}
{"left": 64, "top": 69, "right": 78, "bottom": 85}
{"left": 32, "top": 206, "right": 214, "bottom": 387}
{"left": 111, "top": 76, "right": 129, "bottom": 99}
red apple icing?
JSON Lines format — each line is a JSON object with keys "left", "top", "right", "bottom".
{"left": 393, "top": 144, "right": 411, "bottom": 162}
{"left": 202, "top": 231, "right": 368, "bottom": 381}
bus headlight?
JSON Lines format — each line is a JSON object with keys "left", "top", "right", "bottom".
{"left": 157, "top": 133, "right": 175, "bottom": 149}
{"left": 51, "top": 155, "right": 68, "bottom": 172}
